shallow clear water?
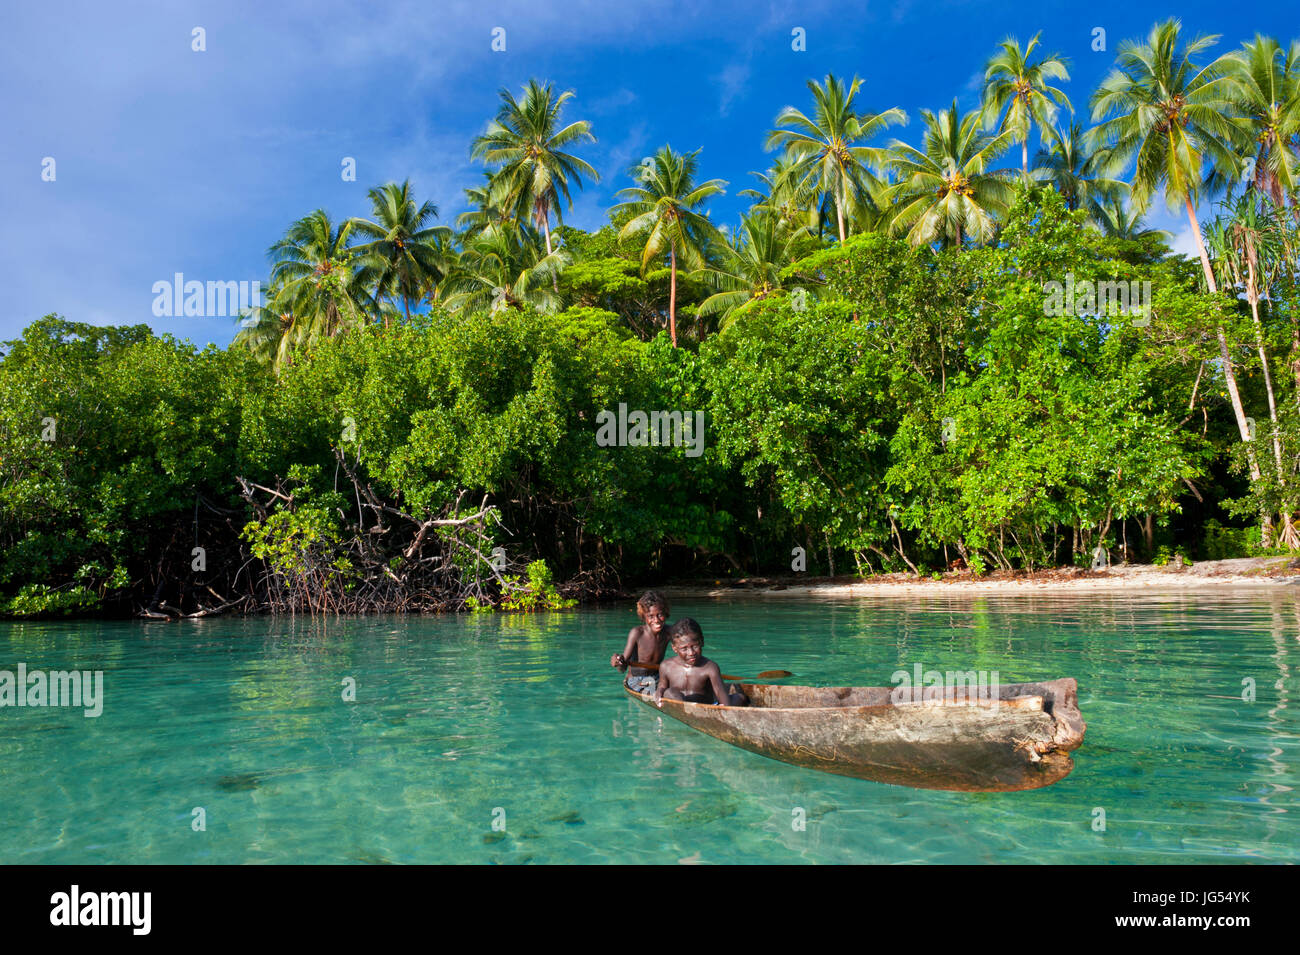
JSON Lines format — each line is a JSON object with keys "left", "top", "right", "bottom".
{"left": 1, "top": 590, "right": 1297, "bottom": 864}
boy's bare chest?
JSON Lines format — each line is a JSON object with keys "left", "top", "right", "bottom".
{"left": 636, "top": 628, "right": 666, "bottom": 661}
{"left": 670, "top": 661, "right": 712, "bottom": 691}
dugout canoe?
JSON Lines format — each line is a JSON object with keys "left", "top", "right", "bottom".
{"left": 624, "top": 678, "right": 1085, "bottom": 792}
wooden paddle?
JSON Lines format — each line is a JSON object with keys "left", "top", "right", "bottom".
{"left": 628, "top": 660, "right": 792, "bottom": 681}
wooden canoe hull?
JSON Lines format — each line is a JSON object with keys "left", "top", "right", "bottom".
{"left": 625, "top": 678, "right": 1085, "bottom": 792}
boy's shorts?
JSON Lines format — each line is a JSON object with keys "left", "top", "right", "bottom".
{"left": 625, "top": 674, "right": 657, "bottom": 694}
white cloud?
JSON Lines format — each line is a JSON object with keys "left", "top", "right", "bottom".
{"left": 717, "top": 59, "right": 753, "bottom": 116}
{"left": 587, "top": 88, "right": 637, "bottom": 115}
{"left": 1169, "top": 224, "right": 1199, "bottom": 257}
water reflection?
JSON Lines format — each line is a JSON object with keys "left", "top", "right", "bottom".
{"left": 1, "top": 591, "right": 1297, "bottom": 863}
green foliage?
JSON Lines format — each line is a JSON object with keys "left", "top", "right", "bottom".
{"left": 709, "top": 188, "right": 1209, "bottom": 573}
{"left": 0, "top": 316, "right": 256, "bottom": 615}
{"left": 499, "top": 560, "right": 576, "bottom": 612}
{"left": 1201, "top": 520, "right": 1250, "bottom": 560}
{"left": 12, "top": 90, "right": 1300, "bottom": 615}
{"left": 705, "top": 293, "right": 894, "bottom": 561}
{"left": 0, "top": 583, "right": 100, "bottom": 617}
{"left": 1153, "top": 545, "right": 1193, "bottom": 567}
{"left": 241, "top": 465, "right": 352, "bottom": 581}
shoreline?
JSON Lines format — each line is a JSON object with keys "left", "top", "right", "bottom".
{"left": 659, "top": 557, "right": 1300, "bottom": 599}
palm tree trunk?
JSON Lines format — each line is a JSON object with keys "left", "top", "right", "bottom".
{"left": 1186, "top": 198, "right": 1258, "bottom": 468}
{"left": 1022, "top": 139, "right": 1029, "bottom": 177}
{"left": 541, "top": 210, "right": 560, "bottom": 293}
{"left": 1189, "top": 197, "right": 1219, "bottom": 295}
{"left": 1292, "top": 312, "right": 1300, "bottom": 413}
{"left": 669, "top": 247, "right": 678, "bottom": 347}
{"left": 1247, "top": 261, "right": 1298, "bottom": 549}
{"left": 1187, "top": 197, "right": 1269, "bottom": 542}
{"left": 836, "top": 200, "right": 846, "bottom": 244}
{"left": 1247, "top": 262, "right": 1283, "bottom": 479}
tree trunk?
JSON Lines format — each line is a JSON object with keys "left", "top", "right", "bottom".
{"left": 668, "top": 247, "right": 678, "bottom": 346}
{"left": 1246, "top": 261, "right": 1294, "bottom": 547}
{"left": 1247, "top": 258, "right": 1283, "bottom": 479}
{"left": 1251, "top": 280, "right": 1300, "bottom": 549}
{"left": 889, "top": 516, "right": 919, "bottom": 575}
{"left": 1022, "top": 138, "right": 1029, "bottom": 178}
{"left": 542, "top": 208, "right": 560, "bottom": 294}
{"left": 1291, "top": 312, "right": 1300, "bottom": 413}
{"left": 836, "top": 199, "right": 846, "bottom": 244}
{"left": 1186, "top": 198, "right": 1261, "bottom": 481}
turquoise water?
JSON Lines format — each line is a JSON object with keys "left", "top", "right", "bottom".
{"left": 1, "top": 591, "right": 1297, "bottom": 864}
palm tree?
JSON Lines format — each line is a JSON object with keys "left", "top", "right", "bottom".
{"left": 981, "top": 33, "right": 1072, "bottom": 176}
{"left": 233, "top": 277, "right": 356, "bottom": 374}
{"left": 1032, "top": 120, "right": 1126, "bottom": 223}
{"left": 456, "top": 172, "right": 521, "bottom": 241}
{"left": 1275, "top": 207, "right": 1300, "bottom": 412}
{"left": 1205, "top": 195, "right": 1295, "bottom": 546}
{"left": 470, "top": 79, "right": 599, "bottom": 255}
{"left": 883, "top": 102, "right": 1017, "bottom": 247}
{"left": 765, "top": 74, "right": 906, "bottom": 243}
{"left": 1088, "top": 19, "right": 1255, "bottom": 454}
{"left": 267, "top": 210, "right": 373, "bottom": 347}
{"left": 232, "top": 289, "right": 291, "bottom": 371}
{"left": 844, "top": 173, "right": 903, "bottom": 236}
{"left": 1088, "top": 20, "right": 1247, "bottom": 289}
{"left": 739, "top": 156, "right": 823, "bottom": 236}
{"left": 348, "top": 180, "right": 451, "bottom": 327}
{"left": 421, "top": 244, "right": 459, "bottom": 310}
{"left": 441, "top": 223, "right": 569, "bottom": 315}
{"left": 1227, "top": 35, "right": 1300, "bottom": 206}
{"left": 693, "top": 211, "right": 817, "bottom": 329}
{"left": 1094, "top": 191, "right": 1169, "bottom": 241}
{"left": 613, "top": 146, "right": 727, "bottom": 346}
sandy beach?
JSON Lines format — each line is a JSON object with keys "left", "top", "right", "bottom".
{"left": 663, "top": 557, "right": 1300, "bottom": 598}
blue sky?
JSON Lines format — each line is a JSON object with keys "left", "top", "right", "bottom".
{"left": 3, "top": 0, "right": 1295, "bottom": 347}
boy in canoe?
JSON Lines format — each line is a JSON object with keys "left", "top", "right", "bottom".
{"left": 654, "top": 618, "right": 747, "bottom": 707}
{"left": 611, "top": 591, "right": 671, "bottom": 694}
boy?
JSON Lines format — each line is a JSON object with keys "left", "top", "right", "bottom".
{"left": 654, "top": 618, "right": 747, "bottom": 707}
{"left": 611, "top": 591, "right": 670, "bottom": 694}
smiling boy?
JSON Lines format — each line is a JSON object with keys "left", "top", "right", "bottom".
{"left": 611, "top": 591, "right": 671, "bottom": 694}
{"left": 653, "top": 618, "right": 747, "bottom": 707}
